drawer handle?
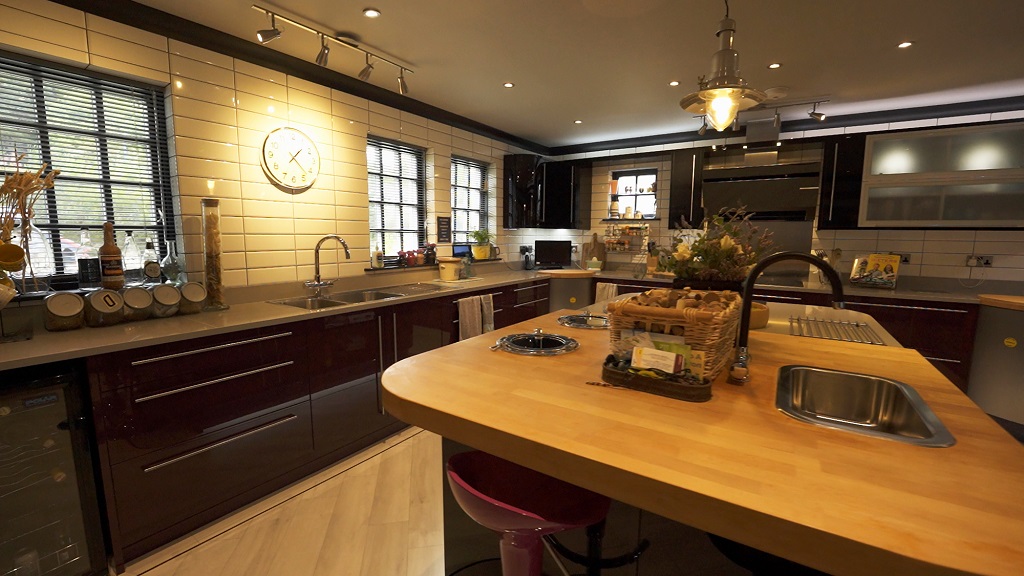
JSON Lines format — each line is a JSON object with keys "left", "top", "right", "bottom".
{"left": 514, "top": 297, "right": 548, "bottom": 308}
{"left": 844, "top": 302, "right": 968, "bottom": 313}
{"left": 453, "top": 308, "right": 506, "bottom": 325}
{"left": 142, "top": 414, "right": 298, "bottom": 473}
{"left": 134, "top": 361, "right": 294, "bottom": 403}
{"left": 617, "top": 284, "right": 658, "bottom": 290}
{"left": 131, "top": 332, "right": 293, "bottom": 366}
{"left": 923, "top": 356, "right": 962, "bottom": 364}
{"left": 752, "top": 294, "right": 803, "bottom": 301}
{"left": 513, "top": 285, "right": 544, "bottom": 293}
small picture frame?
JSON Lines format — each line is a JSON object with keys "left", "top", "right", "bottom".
{"left": 436, "top": 216, "right": 452, "bottom": 243}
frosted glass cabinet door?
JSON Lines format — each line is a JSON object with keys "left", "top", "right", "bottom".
{"left": 861, "top": 122, "right": 1024, "bottom": 227}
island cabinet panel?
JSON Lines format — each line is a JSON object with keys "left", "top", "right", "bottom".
{"left": 594, "top": 277, "right": 667, "bottom": 300}
{"left": 750, "top": 286, "right": 834, "bottom": 307}
{"left": 306, "top": 310, "right": 404, "bottom": 458}
{"left": 86, "top": 326, "right": 313, "bottom": 563}
{"left": 844, "top": 297, "right": 979, "bottom": 391}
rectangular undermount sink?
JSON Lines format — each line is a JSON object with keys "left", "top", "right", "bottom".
{"left": 331, "top": 289, "right": 404, "bottom": 303}
{"left": 776, "top": 365, "right": 955, "bottom": 447}
{"left": 271, "top": 296, "right": 350, "bottom": 311}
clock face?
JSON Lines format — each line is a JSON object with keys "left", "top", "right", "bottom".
{"left": 260, "top": 127, "right": 320, "bottom": 192}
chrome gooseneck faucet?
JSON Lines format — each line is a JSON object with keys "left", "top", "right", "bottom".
{"left": 305, "top": 235, "right": 351, "bottom": 298}
{"left": 728, "top": 251, "right": 845, "bottom": 384}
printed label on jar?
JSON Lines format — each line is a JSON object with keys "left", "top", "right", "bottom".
{"left": 143, "top": 260, "right": 161, "bottom": 280}
{"left": 100, "top": 255, "right": 124, "bottom": 278}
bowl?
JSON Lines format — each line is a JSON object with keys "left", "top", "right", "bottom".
{"left": 0, "top": 242, "right": 26, "bottom": 272}
{"left": 749, "top": 302, "right": 770, "bottom": 329}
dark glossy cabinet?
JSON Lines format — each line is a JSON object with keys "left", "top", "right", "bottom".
{"left": 380, "top": 301, "right": 450, "bottom": 367}
{"left": 503, "top": 280, "right": 550, "bottom": 325}
{"left": 750, "top": 287, "right": 833, "bottom": 307}
{"left": 668, "top": 148, "right": 705, "bottom": 228}
{"left": 816, "top": 133, "right": 866, "bottom": 229}
{"left": 87, "top": 326, "right": 311, "bottom": 563}
{"left": 307, "top": 310, "right": 404, "bottom": 460}
{"left": 503, "top": 154, "right": 591, "bottom": 229}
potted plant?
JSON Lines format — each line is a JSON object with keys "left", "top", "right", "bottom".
{"left": 468, "top": 229, "right": 493, "bottom": 261}
{"left": 657, "top": 208, "right": 774, "bottom": 290}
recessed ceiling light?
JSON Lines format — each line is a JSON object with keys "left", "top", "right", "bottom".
{"left": 363, "top": 7, "right": 381, "bottom": 18}
{"left": 898, "top": 41, "right": 913, "bottom": 48}
{"left": 574, "top": 120, "right": 582, "bottom": 124}
{"left": 768, "top": 63, "right": 782, "bottom": 69}
{"left": 503, "top": 82, "right": 514, "bottom": 88}
{"left": 669, "top": 81, "right": 679, "bottom": 86}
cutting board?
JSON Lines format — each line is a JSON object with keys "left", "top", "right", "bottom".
{"left": 581, "top": 233, "right": 606, "bottom": 267}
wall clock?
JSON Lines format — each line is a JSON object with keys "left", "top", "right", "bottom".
{"left": 260, "top": 127, "right": 320, "bottom": 192}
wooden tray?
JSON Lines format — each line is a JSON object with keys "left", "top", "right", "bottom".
{"left": 602, "top": 363, "right": 711, "bottom": 403}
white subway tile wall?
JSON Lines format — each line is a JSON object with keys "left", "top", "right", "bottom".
{"left": 2, "top": 0, "right": 1023, "bottom": 286}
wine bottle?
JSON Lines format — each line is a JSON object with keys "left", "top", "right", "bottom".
{"left": 75, "top": 227, "right": 101, "bottom": 289}
{"left": 99, "top": 222, "right": 124, "bottom": 290}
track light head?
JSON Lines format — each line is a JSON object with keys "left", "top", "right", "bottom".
{"left": 732, "top": 118, "right": 740, "bottom": 132}
{"left": 698, "top": 118, "right": 707, "bottom": 136}
{"left": 773, "top": 109, "right": 781, "bottom": 128}
{"left": 256, "top": 13, "right": 281, "bottom": 44}
{"left": 315, "top": 34, "right": 330, "bottom": 67}
{"left": 398, "top": 68, "right": 408, "bottom": 95}
{"left": 358, "top": 54, "right": 374, "bottom": 80}
{"left": 808, "top": 103, "right": 826, "bottom": 121}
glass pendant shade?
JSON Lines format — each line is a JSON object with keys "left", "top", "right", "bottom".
{"left": 705, "top": 90, "right": 742, "bottom": 131}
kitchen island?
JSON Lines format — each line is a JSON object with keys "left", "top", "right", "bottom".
{"left": 382, "top": 309, "right": 1024, "bottom": 575}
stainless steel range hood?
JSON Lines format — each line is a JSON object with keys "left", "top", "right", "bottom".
{"left": 701, "top": 162, "right": 821, "bottom": 221}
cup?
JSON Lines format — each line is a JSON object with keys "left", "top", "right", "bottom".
{"left": 150, "top": 284, "right": 180, "bottom": 317}
{"left": 121, "top": 286, "right": 154, "bottom": 322}
{"left": 43, "top": 292, "right": 85, "bottom": 331}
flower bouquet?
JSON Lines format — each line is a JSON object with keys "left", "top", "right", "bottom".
{"left": 657, "top": 208, "right": 774, "bottom": 288}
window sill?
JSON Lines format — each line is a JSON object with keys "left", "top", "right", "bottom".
{"left": 600, "top": 218, "right": 660, "bottom": 222}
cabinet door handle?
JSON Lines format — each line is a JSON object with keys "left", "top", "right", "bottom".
{"left": 513, "top": 285, "right": 539, "bottom": 293}
{"left": 752, "top": 293, "right": 804, "bottom": 301}
{"left": 617, "top": 283, "right": 658, "bottom": 291}
{"left": 143, "top": 414, "right": 298, "bottom": 473}
{"left": 828, "top": 142, "right": 839, "bottom": 222}
{"left": 131, "top": 332, "right": 292, "bottom": 366}
{"left": 392, "top": 312, "right": 399, "bottom": 362}
{"left": 514, "top": 297, "right": 548, "bottom": 308}
{"left": 134, "top": 361, "right": 294, "bottom": 403}
{"left": 844, "top": 301, "right": 969, "bottom": 313}
{"left": 689, "top": 153, "right": 697, "bottom": 224}
{"left": 378, "top": 315, "right": 385, "bottom": 374}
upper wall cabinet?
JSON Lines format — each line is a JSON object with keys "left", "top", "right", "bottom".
{"left": 503, "top": 155, "right": 591, "bottom": 229}
{"left": 668, "top": 148, "right": 705, "bottom": 228}
{"left": 817, "top": 133, "right": 867, "bottom": 230}
{"left": 859, "top": 122, "right": 1024, "bottom": 228}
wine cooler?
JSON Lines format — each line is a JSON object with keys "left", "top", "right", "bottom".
{"left": 1, "top": 362, "right": 106, "bottom": 576}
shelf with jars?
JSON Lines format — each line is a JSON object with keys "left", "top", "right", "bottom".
{"left": 603, "top": 222, "right": 649, "bottom": 253}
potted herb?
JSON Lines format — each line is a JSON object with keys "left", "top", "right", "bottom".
{"left": 468, "top": 229, "right": 493, "bottom": 260}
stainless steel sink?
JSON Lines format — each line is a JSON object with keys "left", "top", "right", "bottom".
{"left": 388, "top": 282, "right": 450, "bottom": 294}
{"left": 331, "top": 289, "right": 404, "bottom": 303}
{"left": 776, "top": 365, "right": 955, "bottom": 447}
{"left": 271, "top": 296, "right": 350, "bottom": 310}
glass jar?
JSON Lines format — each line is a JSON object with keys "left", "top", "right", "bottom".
{"left": 201, "top": 199, "right": 228, "bottom": 310}
{"left": 160, "top": 240, "right": 185, "bottom": 285}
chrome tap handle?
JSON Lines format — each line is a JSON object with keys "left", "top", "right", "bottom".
{"left": 728, "top": 346, "right": 750, "bottom": 384}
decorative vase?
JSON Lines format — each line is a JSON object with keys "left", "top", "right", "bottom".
{"left": 671, "top": 278, "right": 745, "bottom": 292}
{"left": 471, "top": 245, "right": 490, "bottom": 261}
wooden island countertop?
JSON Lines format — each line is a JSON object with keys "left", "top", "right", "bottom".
{"left": 382, "top": 310, "right": 1024, "bottom": 576}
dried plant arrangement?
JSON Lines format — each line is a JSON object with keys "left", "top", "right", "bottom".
{"left": 0, "top": 153, "right": 60, "bottom": 292}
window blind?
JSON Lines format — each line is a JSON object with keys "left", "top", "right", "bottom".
{"left": 367, "top": 137, "right": 425, "bottom": 255}
{"left": 451, "top": 156, "right": 487, "bottom": 243}
{"left": 0, "top": 52, "right": 174, "bottom": 282}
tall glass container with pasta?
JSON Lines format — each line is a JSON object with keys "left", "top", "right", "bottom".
{"left": 201, "top": 198, "right": 229, "bottom": 310}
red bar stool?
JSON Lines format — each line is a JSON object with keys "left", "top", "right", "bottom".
{"left": 447, "top": 450, "right": 644, "bottom": 576}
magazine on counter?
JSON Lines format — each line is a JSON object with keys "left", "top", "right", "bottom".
{"left": 850, "top": 253, "right": 900, "bottom": 289}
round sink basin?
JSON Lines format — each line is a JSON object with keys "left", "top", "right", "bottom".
{"left": 557, "top": 313, "right": 609, "bottom": 329}
{"left": 493, "top": 329, "right": 579, "bottom": 356}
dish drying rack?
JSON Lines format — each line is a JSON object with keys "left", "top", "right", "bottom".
{"left": 788, "top": 316, "right": 885, "bottom": 345}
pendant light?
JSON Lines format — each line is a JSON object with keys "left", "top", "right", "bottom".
{"left": 679, "top": 0, "right": 766, "bottom": 132}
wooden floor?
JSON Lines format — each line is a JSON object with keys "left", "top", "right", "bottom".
{"left": 121, "top": 427, "right": 444, "bottom": 576}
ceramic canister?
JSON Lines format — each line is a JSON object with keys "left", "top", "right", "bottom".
{"left": 178, "top": 282, "right": 207, "bottom": 314}
{"left": 84, "top": 289, "right": 124, "bottom": 327}
{"left": 43, "top": 292, "right": 85, "bottom": 331}
{"left": 121, "top": 285, "right": 154, "bottom": 322}
{"left": 150, "top": 284, "right": 181, "bottom": 317}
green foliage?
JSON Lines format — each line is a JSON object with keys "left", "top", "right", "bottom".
{"left": 658, "top": 208, "right": 775, "bottom": 281}
{"left": 468, "top": 229, "right": 493, "bottom": 245}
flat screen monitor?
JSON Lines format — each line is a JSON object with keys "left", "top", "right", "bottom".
{"left": 534, "top": 240, "right": 572, "bottom": 269}
{"left": 452, "top": 243, "right": 472, "bottom": 259}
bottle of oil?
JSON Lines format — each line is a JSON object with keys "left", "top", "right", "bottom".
{"left": 99, "top": 222, "right": 124, "bottom": 290}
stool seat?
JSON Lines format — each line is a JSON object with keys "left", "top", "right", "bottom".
{"left": 447, "top": 451, "right": 611, "bottom": 575}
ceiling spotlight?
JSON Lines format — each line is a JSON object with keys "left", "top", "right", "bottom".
{"left": 732, "top": 118, "right": 740, "bottom": 132}
{"left": 808, "top": 102, "right": 826, "bottom": 121}
{"left": 363, "top": 7, "right": 381, "bottom": 18}
{"left": 669, "top": 81, "right": 680, "bottom": 86}
{"left": 768, "top": 63, "right": 782, "bottom": 69}
{"left": 358, "top": 53, "right": 374, "bottom": 80}
{"left": 256, "top": 13, "right": 281, "bottom": 44}
{"left": 679, "top": 1, "right": 766, "bottom": 132}
{"left": 698, "top": 117, "right": 707, "bottom": 136}
{"left": 315, "top": 34, "right": 330, "bottom": 67}
{"left": 897, "top": 41, "right": 913, "bottom": 48}
{"left": 398, "top": 68, "right": 408, "bottom": 95}
{"left": 773, "top": 109, "right": 781, "bottom": 128}
{"left": 503, "top": 82, "right": 515, "bottom": 88}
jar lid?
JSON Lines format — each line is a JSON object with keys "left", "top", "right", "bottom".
{"left": 122, "top": 286, "right": 154, "bottom": 309}
{"left": 86, "top": 290, "right": 124, "bottom": 313}
{"left": 201, "top": 198, "right": 220, "bottom": 207}
{"left": 151, "top": 284, "right": 181, "bottom": 306}
{"left": 180, "top": 282, "right": 207, "bottom": 303}
{"left": 44, "top": 292, "right": 84, "bottom": 317}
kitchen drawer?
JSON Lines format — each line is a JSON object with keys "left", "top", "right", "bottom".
{"left": 750, "top": 288, "right": 833, "bottom": 307}
{"left": 447, "top": 288, "right": 509, "bottom": 332}
{"left": 110, "top": 402, "right": 313, "bottom": 554}
{"left": 306, "top": 311, "right": 379, "bottom": 395}
{"left": 311, "top": 374, "right": 402, "bottom": 458}
{"left": 90, "top": 326, "right": 302, "bottom": 395}
{"left": 505, "top": 280, "right": 549, "bottom": 306}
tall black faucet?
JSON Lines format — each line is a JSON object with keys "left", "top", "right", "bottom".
{"left": 728, "top": 251, "right": 845, "bottom": 384}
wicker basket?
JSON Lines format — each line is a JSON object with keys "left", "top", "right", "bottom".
{"left": 607, "top": 289, "right": 742, "bottom": 381}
